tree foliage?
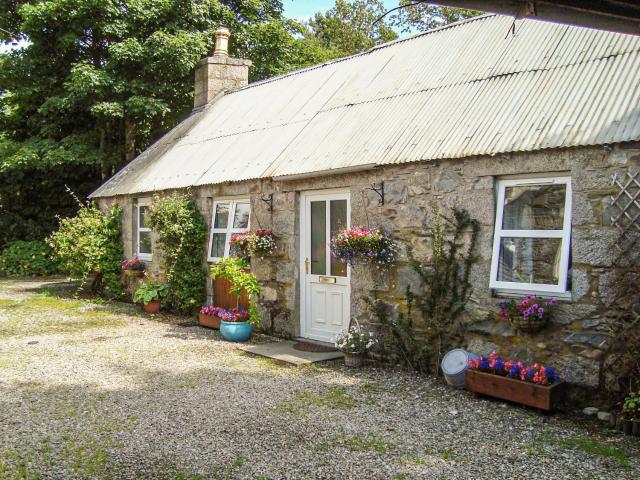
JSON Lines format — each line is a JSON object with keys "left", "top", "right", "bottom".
{"left": 390, "top": 1, "right": 481, "bottom": 33}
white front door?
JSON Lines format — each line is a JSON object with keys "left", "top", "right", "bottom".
{"left": 300, "top": 191, "right": 351, "bottom": 343}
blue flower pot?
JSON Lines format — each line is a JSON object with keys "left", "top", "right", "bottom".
{"left": 220, "top": 320, "right": 253, "bottom": 342}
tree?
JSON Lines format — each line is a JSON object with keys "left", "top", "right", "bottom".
{"left": 391, "top": 1, "right": 481, "bottom": 33}
{"left": 306, "top": 0, "right": 398, "bottom": 57}
{"left": 0, "top": 1, "right": 330, "bottom": 248}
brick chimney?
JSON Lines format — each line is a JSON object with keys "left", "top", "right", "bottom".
{"left": 193, "top": 27, "right": 252, "bottom": 109}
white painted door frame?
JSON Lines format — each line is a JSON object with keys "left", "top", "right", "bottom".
{"left": 299, "top": 190, "right": 351, "bottom": 343}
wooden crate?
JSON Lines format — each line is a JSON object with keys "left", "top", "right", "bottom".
{"left": 212, "top": 276, "right": 249, "bottom": 310}
{"left": 465, "top": 369, "right": 565, "bottom": 411}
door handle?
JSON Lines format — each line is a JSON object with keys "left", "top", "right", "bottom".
{"left": 305, "top": 257, "right": 310, "bottom": 274}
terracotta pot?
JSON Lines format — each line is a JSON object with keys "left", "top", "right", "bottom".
{"left": 344, "top": 352, "right": 364, "bottom": 368}
{"left": 143, "top": 300, "right": 161, "bottom": 314}
{"left": 198, "top": 313, "right": 221, "bottom": 329}
{"left": 465, "top": 369, "right": 565, "bottom": 411}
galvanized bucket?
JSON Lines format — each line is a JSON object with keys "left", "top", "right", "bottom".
{"left": 441, "top": 349, "right": 478, "bottom": 388}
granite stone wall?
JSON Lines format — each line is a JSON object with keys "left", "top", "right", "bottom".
{"left": 97, "top": 142, "right": 640, "bottom": 392}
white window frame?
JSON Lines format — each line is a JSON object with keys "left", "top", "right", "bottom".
{"left": 136, "top": 199, "right": 153, "bottom": 261}
{"left": 489, "top": 176, "right": 572, "bottom": 294}
{"left": 207, "top": 199, "right": 251, "bottom": 262}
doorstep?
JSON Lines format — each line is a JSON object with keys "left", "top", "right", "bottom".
{"left": 237, "top": 340, "right": 342, "bottom": 366}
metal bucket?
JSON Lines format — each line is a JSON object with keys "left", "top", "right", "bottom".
{"left": 441, "top": 349, "right": 478, "bottom": 389}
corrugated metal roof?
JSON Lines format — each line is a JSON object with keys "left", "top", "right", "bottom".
{"left": 90, "top": 14, "right": 640, "bottom": 198}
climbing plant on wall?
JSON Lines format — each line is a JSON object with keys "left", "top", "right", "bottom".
{"left": 147, "top": 193, "right": 207, "bottom": 313}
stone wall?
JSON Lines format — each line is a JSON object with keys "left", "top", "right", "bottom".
{"left": 97, "top": 142, "right": 640, "bottom": 393}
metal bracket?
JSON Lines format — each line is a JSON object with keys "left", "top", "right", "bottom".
{"left": 260, "top": 193, "right": 274, "bottom": 211}
{"left": 367, "top": 182, "right": 385, "bottom": 206}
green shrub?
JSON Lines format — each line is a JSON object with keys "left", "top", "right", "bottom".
{"left": 147, "top": 193, "right": 207, "bottom": 313}
{"left": 49, "top": 203, "right": 123, "bottom": 297}
{"left": 0, "top": 240, "right": 59, "bottom": 277}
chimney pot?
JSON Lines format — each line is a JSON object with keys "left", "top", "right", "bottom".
{"left": 214, "top": 27, "right": 231, "bottom": 57}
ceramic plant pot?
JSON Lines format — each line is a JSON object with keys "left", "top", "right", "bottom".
{"left": 220, "top": 320, "right": 253, "bottom": 342}
{"left": 143, "top": 299, "right": 161, "bottom": 314}
{"left": 343, "top": 352, "right": 364, "bottom": 368}
{"left": 198, "top": 313, "right": 221, "bottom": 330}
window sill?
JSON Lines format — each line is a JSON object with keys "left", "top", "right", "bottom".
{"left": 492, "top": 289, "right": 571, "bottom": 301}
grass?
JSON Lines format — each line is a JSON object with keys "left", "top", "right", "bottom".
{"left": 0, "top": 451, "right": 39, "bottom": 480}
{"left": 0, "top": 294, "right": 125, "bottom": 339}
{"left": 559, "top": 436, "right": 629, "bottom": 467}
{"left": 342, "top": 434, "right": 396, "bottom": 454}
{"left": 277, "top": 386, "right": 355, "bottom": 415}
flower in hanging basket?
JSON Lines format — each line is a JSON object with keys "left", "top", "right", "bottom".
{"left": 121, "top": 256, "right": 146, "bottom": 272}
{"left": 497, "top": 295, "right": 556, "bottom": 332}
{"left": 229, "top": 231, "right": 252, "bottom": 259}
{"left": 330, "top": 226, "right": 398, "bottom": 268}
{"left": 250, "top": 229, "right": 277, "bottom": 257}
{"left": 468, "top": 351, "right": 559, "bottom": 385}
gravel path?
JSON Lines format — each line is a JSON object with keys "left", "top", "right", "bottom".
{"left": 0, "top": 278, "right": 638, "bottom": 480}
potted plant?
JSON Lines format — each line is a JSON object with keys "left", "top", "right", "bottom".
{"left": 217, "top": 307, "right": 253, "bottom": 342}
{"left": 229, "top": 230, "right": 278, "bottom": 260}
{"left": 465, "top": 351, "right": 564, "bottom": 411}
{"left": 121, "top": 256, "right": 146, "bottom": 277}
{"left": 618, "top": 392, "right": 640, "bottom": 436}
{"left": 497, "top": 295, "right": 556, "bottom": 333}
{"left": 133, "top": 281, "right": 168, "bottom": 314}
{"left": 210, "top": 257, "right": 261, "bottom": 340}
{"left": 330, "top": 226, "right": 397, "bottom": 269}
{"left": 229, "top": 231, "right": 252, "bottom": 261}
{"left": 334, "top": 321, "right": 377, "bottom": 368}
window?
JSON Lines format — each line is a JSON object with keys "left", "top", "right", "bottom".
{"left": 208, "top": 200, "right": 251, "bottom": 261}
{"left": 136, "top": 199, "right": 152, "bottom": 261}
{"left": 490, "top": 176, "right": 572, "bottom": 294}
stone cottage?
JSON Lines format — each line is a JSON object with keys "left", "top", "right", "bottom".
{"left": 90, "top": 15, "right": 640, "bottom": 391}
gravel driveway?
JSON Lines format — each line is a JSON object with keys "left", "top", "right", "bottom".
{"left": 1, "top": 278, "right": 638, "bottom": 480}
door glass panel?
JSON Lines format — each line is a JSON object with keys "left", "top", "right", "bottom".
{"left": 503, "top": 184, "right": 566, "bottom": 230}
{"left": 497, "top": 237, "right": 562, "bottom": 285}
{"left": 214, "top": 203, "right": 230, "bottom": 229}
{"left": 210, "top": 233, "right": 227, "bottom": 258}
{"left": 233, "top": 203, "right": 250, "bottom": 229}
{"left": 310, "top": 201, "right": 326, "bottom": 275}
{"left": 139, "top": 231, "right": 152, "bottom": 254}
{"left": 330, "top": 199, "right": 348, "bottom": 277}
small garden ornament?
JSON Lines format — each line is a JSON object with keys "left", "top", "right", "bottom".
{"left": 334, "top": 320, "right": 377, "bottom": 368}
{"left": 133, "top": 281, "right": 168, "bottom": 314}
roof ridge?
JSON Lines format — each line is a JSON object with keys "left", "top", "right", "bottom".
{"left": 229, "top": 13, "right": 495, "bottom": 93}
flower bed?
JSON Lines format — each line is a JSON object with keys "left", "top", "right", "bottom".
{"left": 497, "top": 295, "right": 556, "bottom": 333}
{"left": 330, "top": 226, "right": 397, "bottom": 268}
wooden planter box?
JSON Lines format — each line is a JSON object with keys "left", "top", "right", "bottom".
{"left": 213, "top": 276, "right": 249, "bottom": 310}
{"left": 465, "top": 369, "right": 565, "bottom": 411}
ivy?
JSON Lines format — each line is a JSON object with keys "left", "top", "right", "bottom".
{"left": 210, "top": 257, "right": 261, "bottom": 327}
{"left": 147, "top": 193, "right": 207, "bottom": 314}
{"left": 49, "top": 202, "right": 123, "bottom": 297}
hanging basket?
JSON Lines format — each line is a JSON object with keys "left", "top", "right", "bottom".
{"left": 509, "top": 315, "right": 547, "bottom": 333}
{"left": 343, "top": 352, "right": 365, "bottom": 368}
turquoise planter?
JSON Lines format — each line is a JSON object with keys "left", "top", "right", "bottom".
{"left": 220, "top": 320, "right": 253, "bottom": 342}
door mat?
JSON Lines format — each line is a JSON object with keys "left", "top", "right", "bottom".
{"left": 293, "top": 341, "right": 337, "bottom": 353}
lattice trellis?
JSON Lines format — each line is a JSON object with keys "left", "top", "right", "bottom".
{"left": 610, "top": 170, "right": 640, "bottom": 252}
